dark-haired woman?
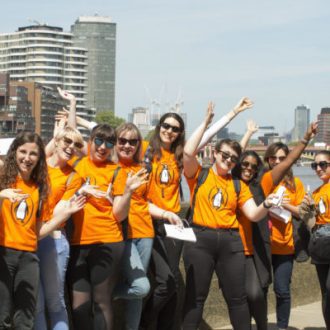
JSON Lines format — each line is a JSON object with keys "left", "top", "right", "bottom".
{"left": 232, "top": 122, "right": 317, "bottom": 330}
{"left": 65, "top": 124, "right": 147, "bottom": 330}
{"left": 299, "top": 150, "right": 330, "bottom": 329}
{"left": 182, "top": 103, "right": 284, "bottom": 330}
{"left": 140, "top": 112, "right": 186, "bottom": 330}
{"left": 0, "top": 132, "right": 85, "bottom": 329}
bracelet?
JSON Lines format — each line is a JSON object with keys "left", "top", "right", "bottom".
{"left": 161, "top": 210, "right": 167, "bottom": 219}
{"left": 263, "top": 201, "right": 271, "bottom": 209}
{"left": 301, "top": 138, "right": 309, "bottom": 145}
{"left": 75, "top": 191, "right": 81, "bottom": 197}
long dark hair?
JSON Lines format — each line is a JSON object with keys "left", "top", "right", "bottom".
{"left": 264, "top": 142, "right": 295, "bottom": 191}
{"left": 232, "top": 150, "right": 264, "bottom": 183}
{"left": 0, "top": 132, "right": 49, "bottom": 200}
{"left": 148, "top": 112, "right": 185, "bottom": 170}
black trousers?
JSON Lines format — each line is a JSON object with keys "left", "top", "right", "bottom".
{"left": 140, "top": 221, "right": 183, "bottom": 330}
{"left": 315, "top": 264, "right": 330, "bottom": 329}
{"left": 182, "top": 227, "right": 250, "bottom": 330}
{"left": 0, "top": 246, "right": 40, "bottom": 330}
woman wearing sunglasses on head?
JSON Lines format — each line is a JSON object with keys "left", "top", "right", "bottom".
{"left": 299, "top": 151, "right": 330, "bottom": 329}
{"left": 139, "top": 112, "right": 186, "bottom": 330}
{"left": 111, "top": 123, "right": 154, "bottom": 330}
{"left": 0, "top": 132, "right": 85, "bottom": 330}
{"left": 231, "top": 121, "right": 317, "bottom": 330}
{"left": 35, "top": 125, "right": 86, "bottom": 330}
{"left": 261, "top": 123, "right": 317, "bottom": 330}
{"left": 182, "top": 101, "right": 287, "bottom": 330}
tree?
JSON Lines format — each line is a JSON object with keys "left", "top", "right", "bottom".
{"left": 95, "top": 111, "right": 125, "bottom": 128}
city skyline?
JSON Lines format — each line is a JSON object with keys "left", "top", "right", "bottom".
{"left": 1, "top": 0, "right": 330, "bottom": 136}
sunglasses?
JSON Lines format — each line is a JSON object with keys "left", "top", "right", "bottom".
{"left": 63, "top": 137, "right": 84, "bottom": 149}
{"left": 218, "top": 150, "right": 239, "bottom": 164}
{"left": 94, "top": 137, "right": 114, "bottom": 149}
{"left": 117, "top": 137, "right": 139, "bottom": 147}
{"left": 311, "top": 161, "right": 330, "bottom": 171}
{"left": 160, "top": 122, "right": 181, "bottom": 133}
{"left": 269, "top": 156, "right": 286, "bottom": 162}
{"left": 241, "top": 161, "right": 258, "bottom": 172}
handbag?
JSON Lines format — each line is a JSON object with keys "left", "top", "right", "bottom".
{"left": 308, "top": 224, "right": 330, "bottom": 263}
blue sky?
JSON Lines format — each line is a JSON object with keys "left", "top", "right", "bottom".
{"left": 1, "top": 0, "right": 330, "bottom": 135}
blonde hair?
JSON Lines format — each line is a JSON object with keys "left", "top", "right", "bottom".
{"left": 55, "top": 126, "right": 84, "bottom": 146}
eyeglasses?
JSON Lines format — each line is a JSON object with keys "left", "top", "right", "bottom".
{"left": 269, "top": 156, "right": 286, "bottom": 162}
{"left": 94, "top": 137, "right": 114, "bottom": 149}
{"left": 117, "top": 137, "right": 139, "bottom": 147}
{"left": 160, "top": 122, "right": 181, "bottom": 133}
{"left": 218, "top": 150, "right": 239, "bottom": 164}
{"left": 311, "top": 161, "right": 330, "bottom": 171}
{"left": 241, "top": 161, "right": 258, "bottom": 172}
{"left": 63, "top": 137, "right": 84, "bottom": 149}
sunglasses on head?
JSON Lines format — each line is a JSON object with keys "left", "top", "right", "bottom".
{"left": 160, "top": 122, "right": 181, "bottom": 133}
{"left": 218, "top": 150, "right": 239, "bottom": 164}
{"left": 94, "top": 137, "right": 114, "bottom": 149}
{"left": 117, "top": 137, "right": 139, "bottom": 147}
{"left": 311, "top": 161, "right": 330, "bottom": 171}
{"left": 269, "top": 156, "right": 286, "bottom": 162}
{"left": 63, "top": 137, "right": 84, "bottom": 149}
{"left": 241, "top": 161, "right": 258, "bottom": 172}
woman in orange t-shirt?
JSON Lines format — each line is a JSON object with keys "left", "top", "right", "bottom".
{"left": 0, "top": 132, "right": 85, "bottom": 329}
{"left": 182, "top": 103, "right": 281, "bottom": 330}
{"left": 140, "top": 112, "right": 185, "bottom": 330}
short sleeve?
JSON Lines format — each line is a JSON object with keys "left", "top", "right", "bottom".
{"left": 112, "top": 168, "right": 127, "bottom": 197}
{"left": 61, "top": 172, "right": 83, "bottom": 201}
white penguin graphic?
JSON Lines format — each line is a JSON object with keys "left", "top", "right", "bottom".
{"left": 213, "top": 189, "right": 222, "bottom": 208}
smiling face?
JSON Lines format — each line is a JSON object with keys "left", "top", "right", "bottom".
{"left": 268, "top": 148, "right": 287, "bottom": 169}
{"left": 115, "top": 130, "right": 140, "bottom": 163}
{"left": 314, "top": 153, "right": 330, "bottom": 183}
{"left": 240, "top": 155, "right": 259, "bottom": 183}
{"left": 56, "top": 135, "right": 83, "bottom": 162}
{"left": 213, "top": 143, "right": 239, "bottom": 175}
{"left": 159, "top": 117, "right": 182, "bottom": 149}
{"left": 16, "top": 142, "right": 40, "bottom": 180}
{"left": 90, "top": 136, "right": 113, "bottom": 164}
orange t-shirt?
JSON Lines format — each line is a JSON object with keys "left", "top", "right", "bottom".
{"left": 313, "top": 182, "right": 330, "bottom": 225}
{"left": 238, "top": 171, "right": 275, "bottom": 255}
{"left": 186, "top": 166, "right": 252, "bottom": 229}
{"left": 142, "top": 141, "right": 181, "bottom": 213}
{"left": 0, "top": 177, "right": 42, "bottom": 251}
{"left": 263, "top": 177, "right": 305, "bottom": 255}
{"left": 119, "top": 161, "right": 154, "bottom": 239}
{"left": 70, "top": 156, "right": 126, "bottom": 245}
{"left": 41, "top": 165, "right": 82, "bottom": 224}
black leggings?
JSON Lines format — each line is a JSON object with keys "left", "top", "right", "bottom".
{"left": 245, "top": 256, "right": 268, "bottom": 330}
{"left": 67, "top": 242, "right": 124, "bottom": 330}
{"left": 315, "top": 263, "right": 330, "bottom": 329}
{"left": 182, "top": 227, "right": 250, "bottom": 330}
{"left": 140, "top": 231, "right": 183, "bottom": 330}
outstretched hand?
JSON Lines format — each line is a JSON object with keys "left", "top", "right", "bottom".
{"left": 68, "top": 194, "right": 86, "bottom": 214}
{"left": 57, "top": 87, "right": 76, "bottom": 102}
{"left": 304, "top": 121, "right": 318, "bottom": 140}
{"left": 125, "top": 168, "right": 149, "bottom": 193}
{"left": 0, "top": 189, "right": 29, "bottom": 203}
{"left": 247, "top": 120, "right": 259, "bottom": 134}
{"left": 204, "top": 102, "right": 215, "bottom": 128}
{"left": 233, "top": 97, "right": 254, "bottom": 114}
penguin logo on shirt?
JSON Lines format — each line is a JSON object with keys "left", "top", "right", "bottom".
{"left": 11, "top": 197, "right": 34, "bottom": 226}
{"left": 155, "top": 163, "right": 175, "bottom": 187}
{"left": 317, "top": 194, "right": 329, "bottom": 215}
{"left": 208, "top": 186, "right": 228, "bottom": 210}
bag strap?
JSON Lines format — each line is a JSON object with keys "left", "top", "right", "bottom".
{"left": 36, "top": 184, "right": 43, "bottom": 220}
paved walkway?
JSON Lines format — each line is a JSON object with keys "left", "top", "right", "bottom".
{"left": 219, "top": 301, "right": 325, "bottom": 330}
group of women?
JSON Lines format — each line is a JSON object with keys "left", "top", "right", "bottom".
{"left": 0, "top": 89, "right": 329, "bottom": 330}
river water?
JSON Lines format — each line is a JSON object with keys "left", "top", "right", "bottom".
{"left": 181, "top": 165, "right": 322, "bottom": 202}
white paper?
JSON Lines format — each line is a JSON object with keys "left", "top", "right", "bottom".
{"left": 269, "top": 206, "right": 291, "bottom": 224}
{"left": 164, "top": 224, "right": 197, "bottom": 242}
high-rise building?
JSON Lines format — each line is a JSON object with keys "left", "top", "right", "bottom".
{"left": 292, "top": 105, "right": 310, "bottom": 141}
{"left": 71, "top": 16, "right": 116, "bottom": 113}
{"left": 0, "top": 24, "right": 88, "bottom": 111}
{"left": 315, "top": 107, "right": 330, "bottom": 145}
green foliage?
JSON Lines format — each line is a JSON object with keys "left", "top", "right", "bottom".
{"left": 95, "top": 111, "right": 125, "bottom": 128}
{"left": 144, "top": 129, "right": 155, "bottom": 141}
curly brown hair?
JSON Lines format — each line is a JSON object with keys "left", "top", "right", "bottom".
{"left": 0, "top": 132, "right": 49, "bottom": 201}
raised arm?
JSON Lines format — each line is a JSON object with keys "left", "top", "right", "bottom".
{"left": 240, "top": 120, "right": 259, "bottom": 151}
{"left": 197, "top": 97, "right": 254, "bottom": 150}
{"left": 270, "top": 121, "right": 318, "bottom": 186}
{"left": 184, "top": 102, "right": 215, "bottom": 178}
{"left": 57, "top": 87, "right": 77, "bottom": 128}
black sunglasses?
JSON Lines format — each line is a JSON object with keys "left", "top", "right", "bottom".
{"left": 160, "top": 122, "right": 181, "bottom": 133}
{"left": 218, "top": 150, "right": 239, "bottom": 164}
{"left": 63, "top": 137, "right": 84, "bottom": 149}
{"left": 117, "top": 137, "right": 139, "bottom": 147}
{"left": 241, "top": 161, "right": 258, "bottom": 172}
{"left": 269, "top": 156, "right": 286, "bottom": 162}
{"left": 94, "top": 137, "right": 114, "bottom": 149}
{"left": 311, "top": 161, "right": 330, "bottom": 171}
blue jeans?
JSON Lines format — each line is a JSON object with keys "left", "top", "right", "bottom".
{"left": 272, "top": 254, "right": 294, "bottom": 329}
{"left": 114, "top": 238, "right": 153, "bottom": 330}
{"left": 35, "top": 230, "right": 70, "bottom": 330}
